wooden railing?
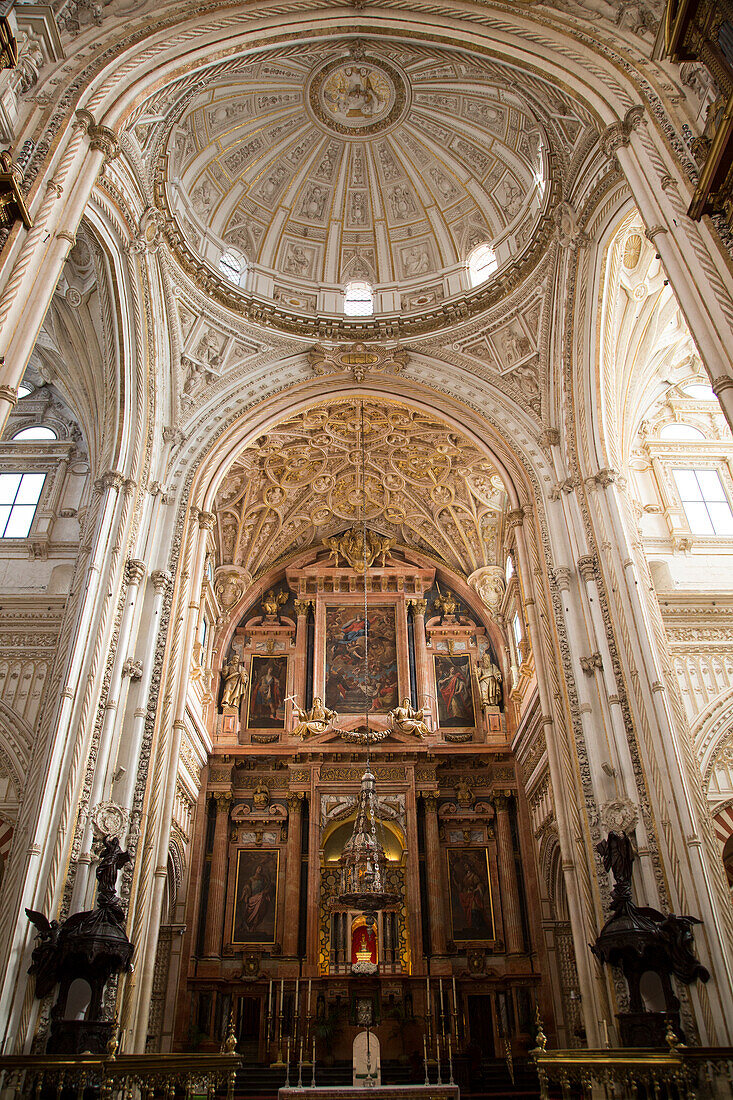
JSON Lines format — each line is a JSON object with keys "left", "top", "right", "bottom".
{"left": 0, "top": 1051, "right": 242, "bottom": 1098}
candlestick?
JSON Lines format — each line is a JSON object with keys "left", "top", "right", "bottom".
{"left": 294, "top": 978, "right": 299, "bottom": 1040}
{"left": 439, "top": 978, "right": 445, "bottom": 1038}
{"left": 436, "top": 1032, "right": 442, "bottom": 1087}
{"left": 601, "top": 1019, "right": 610, "bottom": 1048}
{"left": 269, "top": 980, "right": 273, "bottom": 1017}
{"left": 448, "top": 1034, "right": 454, "bottom": 1086}
{"left": 423, "top": 1035, "right": 429, "bottom": 1086}
{"left": 311, "top": 1036, "right": 316, "bottom": 1088}
{"left": 307, "top": 978, "right": 312, "bottom": 1016}
{"left": 285, "top": 1037, "right": 291, "bottom": 1087}
{"left": 298, "top": 1037, "right": 304, "bottom": 1088}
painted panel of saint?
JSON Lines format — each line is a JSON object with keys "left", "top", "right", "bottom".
{"left": 434, "top": 654, "right": 475, "bottom": 727}
{"left": 245, "top": 655, "right": 288, "bottom": 729}
{"left": 324, "top": 605, "right": 398, "bottom": 713}
{"left": 232, "top": 849, "right": 279, "bottom": 944}
{"left": 446, "top": 848, "right": 494, "bottom": 941}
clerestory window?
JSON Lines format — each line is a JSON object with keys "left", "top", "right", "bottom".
{"left": 673, "top": 468, "right": 733, "bottom": 536}
{"left": 0, "top": 473, "right": 46, "bottom": 537}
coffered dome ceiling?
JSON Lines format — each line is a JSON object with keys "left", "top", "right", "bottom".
{"left": 155, "top": 40, "right": 572, "bottom": 334}
{"left": 213, "top": 400, "right": 508, "bottom": 581}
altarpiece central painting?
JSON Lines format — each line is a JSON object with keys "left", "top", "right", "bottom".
{"left": 324, "top": 605, "right": 398, "bottom": 712}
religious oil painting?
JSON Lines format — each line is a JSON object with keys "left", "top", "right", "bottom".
{"left": 245, "top": 655, "right": 288, "bottom": 729}
{"left": 325, "top": 604, "right": 398, "bottom": 712}
{"left": 232, "top": 849, "right": 279, "bottom": 944}
{"left": 434, "top": 654, "right": 475, "bottom": 727}
{"left": 446, "top": 848, "right": 494, "bottom": 941}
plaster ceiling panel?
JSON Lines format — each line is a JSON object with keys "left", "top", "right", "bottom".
{"left": 213, "top": 399, "right": 508, "bottom": 580}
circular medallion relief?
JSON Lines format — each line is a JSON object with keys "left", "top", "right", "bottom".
{"left": 308, "top": 55, "right": 409, "bottom": 136}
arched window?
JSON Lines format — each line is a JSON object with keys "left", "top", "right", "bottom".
{"left": 659, "top": 423, "right": 706, "bottom": 441}
{"left": 467, "top": 243, "right": 497, "bottom": 288}
{"left": 344, "top": 281, "right": 374, "bottom": 317}
{"left": 17, "top": 383, "right": 33, "bottom": 399}
{"left": 683, "top": 383, "right": 716, "bottom": 400}
{"left": 218, "top": 249, "right": 244, "bottom": 285}
{"left": 505, "top": 554, "right": 515, "bottom": 582}
{"left": 12, "top": 426, "right": 57, "bottom": 441}
{"left": 0, "top": 472, "right": 46, "bottom": 537}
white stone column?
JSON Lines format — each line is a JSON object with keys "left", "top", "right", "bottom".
{"left": 510, "top": 508, "right": 606, "bottom": 1047}
{"left": 70, "top": 556, "right": 148, "bottom": 913}
{"left": 127, "top": 507, "right": 214, "bottom": 1052}
{"left": 112, "top": 566, "right": 172, "bottom": 818}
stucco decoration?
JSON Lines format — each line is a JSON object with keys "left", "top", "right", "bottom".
{"left": 600, "top": 798, "right": 639, "bottom": 835}
{"left": 468, "top": 565, "right": 506, "bottom": 613}
{"left": 214, "top": 399, "right": 508, "bottom": 578}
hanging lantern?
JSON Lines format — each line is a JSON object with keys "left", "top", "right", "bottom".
{"left": 338, "top": 768, "right": 398, "bottom": 915}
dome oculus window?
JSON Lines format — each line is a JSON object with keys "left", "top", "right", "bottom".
{"left": 467, "top": 243, "right": 498, "bottom": 288}
{"left": 673, "top": 468, "right": 733, "bottom": 535}
{"left": 12, "top": 426, "right": 57, "bottom": 441}
{"left": 344, "top": 281, "right": 374, "bottom": 317}
{"left": 0, "top": 472, "right": 46, "bottom": 538}
{"left": 659, "top": 424, "right": 706, "bottom": 441}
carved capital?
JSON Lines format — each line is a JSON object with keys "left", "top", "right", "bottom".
{"left": 126, "top": 558, "right": 147, "bottom": 585}
{"left": 0, "top": 384, "right": 17, "bottom": 406}
{"left": 214, "top": 791, "right": 233, "bottom": 810}
{"left": 294, "top": 597, "right": 313, "bottom": 617}
{"left": 422, "top": 793, "right": 438, "bottom": 813}
{"left": 493, "top": 793, "right": 512, "bottom": 813}
{"left": 288, "top": 792, "right": 305, "bottom": 812}
{"left": 151, "top": 569, "right": 172, "bottom": 593}
{"left": 538, "top": 428, "right": 560, "bottom": 449}
{"left": 712, "top": 375, "right": 733, "bottom": 396}
{"left": 413, "top": 598, "right": 428, "bottom": 617}
{"left": 198, "top": 510, "right": 216, "bottom": 532}
{"left": 551, "top": 567, "right": 573, "bottom": 592}
{"left": 505, "top": 508, "right": 524, "bottom": 529}
{"left": 577, "top": 555, "right": 597, "bottom": 582}
{"left": 95, "top": 470, "right": 125, "bottom": 492}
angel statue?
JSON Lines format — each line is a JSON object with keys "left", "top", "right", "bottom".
{"left": 388, "top": 698, "right": 431, "bottom": 739}
{"left": 262, "top": 588, "right": 288, "bottom": 619}
{"left": 292, "top": 697, "right": 338, "bottom": 739}
{"left": 220, "top": 658, "right": 249, "bottom": 710}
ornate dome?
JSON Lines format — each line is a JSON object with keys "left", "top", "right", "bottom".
{"left": 159, "top": 40, "right": 553, "bottom": 333}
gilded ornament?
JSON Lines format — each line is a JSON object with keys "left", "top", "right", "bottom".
{"left": 323, "top": 527, "right": 393, "bottom": 571}
{"left": 262, "top": 588, "right": 288, "bottom": 618}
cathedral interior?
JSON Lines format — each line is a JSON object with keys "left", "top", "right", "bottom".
{"left": 1, "top": 0, "right": 733, "bottom": 1094}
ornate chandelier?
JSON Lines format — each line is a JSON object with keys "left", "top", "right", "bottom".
{"left": 336, "top": 404, "right": 398, "bottom": 925}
